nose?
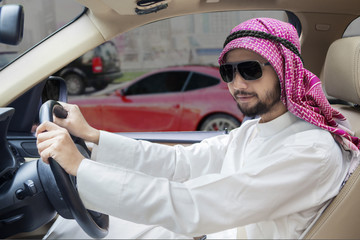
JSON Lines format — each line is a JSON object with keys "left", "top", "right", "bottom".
{"left": 230, "top": 71, "right": 248, "bottom": 89}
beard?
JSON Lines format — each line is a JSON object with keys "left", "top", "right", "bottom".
{"left": 235, "top": 82, "right": 281, "bottom": 118}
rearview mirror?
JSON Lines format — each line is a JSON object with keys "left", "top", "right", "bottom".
{"left": 0, "top": 5, "right": 24, "bottom": 45}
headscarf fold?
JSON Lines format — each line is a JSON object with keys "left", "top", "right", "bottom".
{"left": 218, "top": 18, "right": 360, "bottom": 152}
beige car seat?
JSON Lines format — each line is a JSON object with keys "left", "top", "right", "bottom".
{"left": 304, "top": 36, "right": 360, "bottom": 239}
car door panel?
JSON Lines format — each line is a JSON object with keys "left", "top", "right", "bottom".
{"left": 100, "top": 93, "right": 183, "bottom": 132}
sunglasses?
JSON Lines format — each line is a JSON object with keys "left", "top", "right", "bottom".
{"left": 219, "top": 60, "right": 271, "bottom": 83}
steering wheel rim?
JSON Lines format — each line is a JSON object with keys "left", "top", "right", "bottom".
{"left": 39, "top": 100, "right": 109, "bottom": 238}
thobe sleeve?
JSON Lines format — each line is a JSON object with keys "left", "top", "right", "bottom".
{"left": 77, "top": 135, "right": 345, "bottom": 236}
{"left": 89, "top": 130, "right": 230, "bottom": 181}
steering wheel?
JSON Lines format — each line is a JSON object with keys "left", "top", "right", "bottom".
{"left": 39, "top": 100, "right": 109, "bottom": 238}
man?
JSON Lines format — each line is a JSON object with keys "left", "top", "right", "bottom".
{"left": 37, "top": 18, "right": 359, "bottom": 239}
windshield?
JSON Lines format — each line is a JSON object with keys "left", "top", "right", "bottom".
{"left": 2, "top": 2, "right": 299, "bottom": 133}
{"left": 66, "top": 10, "right": 296, "bottom": 132}
{"left": 0, "top": 0, "right": 84, "bottom": 70}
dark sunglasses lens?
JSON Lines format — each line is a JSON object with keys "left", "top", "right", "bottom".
{"left": 220, "top": 64, "right": 234, "bottom": 83}
{"left": 238, "top": 61, "right": 262, "bottom": 80}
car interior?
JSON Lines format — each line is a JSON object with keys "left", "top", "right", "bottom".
{"left": 302, "top": 36, "right": 360, "bottom": 239}
{"left": 1, "top": 0, "right": 360, "bottom": 238}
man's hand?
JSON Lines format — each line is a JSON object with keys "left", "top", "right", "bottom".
{"left": 36, "top": 121, "right": 84, "bottom": 176}
{"left": 54, "top": 102, "right": 100, "bottom": 144}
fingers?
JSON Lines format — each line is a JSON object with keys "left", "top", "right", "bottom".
{"left": 36, "top": 123, "right": 83, "bottom": 176}
{"left": 53, "top": 105, "right": 68, "bottom": 119}
{"left": 53, "top": 103, "right": 95, "bottom": 141}
{"left": 58, "top": 102, "right": 80, "bottom": 114}
{"left": 36, "top": 125, "right": 68, "bottom": 156}
{"left": 53, "top": 103, "right": 73, "bottom": 126}
{"left": 38, "top": 136, "right": 65, "bottom": 162}
{"left": 57, "top": 102, "right": 72, "bottom": 112}
{"left": 53, "top": 112, "right": 69, "bottom": 128}
{"left": 36, "top": 105, "right": 85, "bottom": 176}
{"left": 53, "top": 103, "right": 81, "bottom": 127}
{"left": 36, "top": 121, "right": 64, "bottom": 162}
{"left": 37, "top": 140, "right": 55, "bottom": 164}
{"left": 35, "top": 121, "right": 62, "bottom": 137}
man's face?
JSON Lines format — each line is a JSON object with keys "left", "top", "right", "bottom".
{"left": 225, "top": 48, "right": 286, "bottom": 122}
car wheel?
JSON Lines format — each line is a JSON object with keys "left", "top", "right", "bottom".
{"left": 92, "top": 80, "right": 108, "bottom": 91}
{"left": 200, "top": 114, "right": 241, "bottom": 131}
{"left": 64, "top": 73, "right": 85, "bottom": 95}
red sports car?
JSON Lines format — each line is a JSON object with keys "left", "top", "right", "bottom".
{"left": 70, "top": 66, "right": 244, "bottom": 132}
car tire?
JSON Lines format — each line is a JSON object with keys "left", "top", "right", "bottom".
{"left": 92, "top": 81, "right": 108, "bottom": 91}
{"left": 64, "top": 73, "right": 85, "bottom": 95}
{"left": 199, "top": 114, "right": 241, "bottom": 131}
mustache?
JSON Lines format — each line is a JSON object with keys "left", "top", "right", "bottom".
{"left": 233, "top": 90, "right": 257, "bottom": 97}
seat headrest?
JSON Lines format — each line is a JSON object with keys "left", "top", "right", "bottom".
{"left": 324, "top": 37, "right": 360, "bottom": 105}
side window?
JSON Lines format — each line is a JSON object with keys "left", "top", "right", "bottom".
{"left": 343, "top": 17, "right": 360, "bottom": 37}
{"left": 126, "top": 71, "right": 189, "bottom": 95}
{"left": 185, "top": 73, "right": 220, "bottom": 91}
{"left": 65, "top": 10, "right": 292, "bottom": 133}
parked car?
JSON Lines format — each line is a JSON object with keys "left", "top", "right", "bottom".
{"left": 54, "top": 41, "right": 123, "bottom": 95}
{"left": 1, "top": 0, "right": 360, "bottom": 239}
{"left": 70, "top": 66, "right": 243, "bottom": 132}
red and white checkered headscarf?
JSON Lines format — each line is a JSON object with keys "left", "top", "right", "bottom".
{"left": 218, "top": 18, "right": 360, "bottom": 151}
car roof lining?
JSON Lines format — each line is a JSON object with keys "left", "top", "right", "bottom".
{"left": 77, "top": 0, "right": 360, "bottom": 16}
{"left": 77, "top": 0, "right": 360, "bottom": 40}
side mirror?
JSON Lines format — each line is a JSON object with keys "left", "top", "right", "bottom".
{"left": 115, "top": 89, "right": 122, "bottom": 97}
{"left": 0, "top": 5, "right": 24, "bottom": 45}
{"left": 115, "top": 89, "right": 126, "bottom": 97}
{"left": 42, "top": 76, "right": 68, "bottom": 103}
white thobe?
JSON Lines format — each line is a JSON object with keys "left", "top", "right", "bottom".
{"left": 45, "top": 111, "right": 350, "bottom": 239}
